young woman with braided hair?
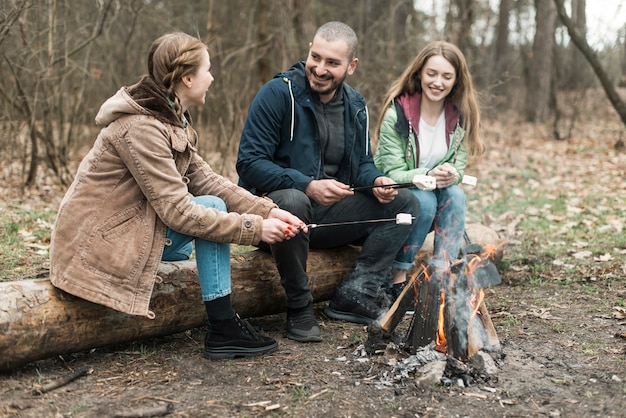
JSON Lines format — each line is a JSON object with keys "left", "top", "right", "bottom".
{"left": 50, "top": 32, "right": 306, "bottom": 360}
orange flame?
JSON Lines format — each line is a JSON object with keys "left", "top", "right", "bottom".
{"left": 435, "top": 286, "right": 447, "bottom": 353}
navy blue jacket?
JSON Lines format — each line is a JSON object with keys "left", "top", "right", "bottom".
{"left": 237, "top": 61, "right": 383, "bottom": 196}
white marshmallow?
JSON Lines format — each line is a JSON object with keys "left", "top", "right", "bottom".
{"left": 412, "top": 174, "right": 436, "bottom": 191}
{"left": 396, "top": 213, "right": 413, "bottom": 225}
{"left": 461, "top": 175, "right": 477, "bottom": 187}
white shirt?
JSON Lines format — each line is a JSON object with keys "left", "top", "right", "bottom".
{"left": 418, "top": 110, "right": 447, "bottom": 169}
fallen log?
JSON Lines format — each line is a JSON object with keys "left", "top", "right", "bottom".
{"left": 0, "top": 223, "right": 502, "bottom": 372}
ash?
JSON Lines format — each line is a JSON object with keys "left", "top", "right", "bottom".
{"left": 389, "top": 342, "right": 447, "bottom": 380}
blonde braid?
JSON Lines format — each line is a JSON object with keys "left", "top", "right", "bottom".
{"left": 148, "top": 32, "right": 207, "bottom": 124}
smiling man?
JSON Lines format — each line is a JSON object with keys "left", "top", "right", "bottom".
{"left": 236, "top": 21, "right": 420, "bottom": 343}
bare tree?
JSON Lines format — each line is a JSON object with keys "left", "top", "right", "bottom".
{"left": 553, "top": 0, "right": 626, "bottom": 127}
{"left": 525, "top": 0, "right": 557, "bottom": 122}
{"left": 493, "top": 0, "right": 513, "bottom": 90}
{"left": 0, "top": 0, "right": 115, "bottom": 186}
{"left": 444, "top": 0, "right": 477, "bottom": 62}
{"left": 620, "top": 23, "right": 626, "bottom": 88}
{"left": 563, "top": 0, "right": 587, "bottom": 89}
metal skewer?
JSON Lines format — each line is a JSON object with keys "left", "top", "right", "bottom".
{"left": 349, "top": 182, "right": 414, "bottom": 191}
{"left": 297, "top": 213, "right": 415, "bottom": 230}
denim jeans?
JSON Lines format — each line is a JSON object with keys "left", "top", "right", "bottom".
{"left": 261, "top": 188, "right": 420, "bottom": 308}
{"left": 395, "top": 185, "right": 466, "bottom": 270}
{"left": 161, "top": 195, "right": 231, "bottom": 302}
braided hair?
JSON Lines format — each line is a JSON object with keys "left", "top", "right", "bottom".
{"left": 148, "top": 32, "right": 207, "bottom": 124}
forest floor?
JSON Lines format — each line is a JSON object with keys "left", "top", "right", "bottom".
{"left": 1, "top": 90, "right": 625, "bottom": 417}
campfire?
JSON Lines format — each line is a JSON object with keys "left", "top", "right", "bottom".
{"left": 406, "top": 245, "right": 501, "bottom": 360}
{"left": 366, "top": 242, "right": 503, "bottom": 380}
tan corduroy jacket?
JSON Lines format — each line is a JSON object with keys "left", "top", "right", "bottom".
{"left": 50, "top": 76, "right": 276, "bottom": 318}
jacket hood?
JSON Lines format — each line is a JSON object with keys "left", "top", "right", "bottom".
{"left": 95, "top": 76, "right": 185, "bottom": 128}
{"left": 271, "top": 61, "right": 371, "bottom": 152}
{"left": 396, "top": 91, "right": 460, "bottom": 138}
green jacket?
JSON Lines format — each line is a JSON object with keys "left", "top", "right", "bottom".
{"left": 374, "top": 93, "right": 468, "bottom": 185}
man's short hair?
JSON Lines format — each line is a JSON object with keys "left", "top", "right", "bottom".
{"left": 314, "top": 21, "right": 358, "bottom": 61}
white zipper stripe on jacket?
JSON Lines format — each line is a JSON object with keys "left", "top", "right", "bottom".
{"left": 365, "top": 105, "right": 370, "bottom": 155}
{"left": 286, "top": 78, "right": 295, "bottom": 142}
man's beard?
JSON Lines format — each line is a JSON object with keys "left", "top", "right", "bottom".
{"left": 307, "top": 68, "right": 347, "bottom": 97}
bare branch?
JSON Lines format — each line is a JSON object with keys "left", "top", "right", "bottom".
{"left": 553, "top": 0, "right": 626, "bottom": 127}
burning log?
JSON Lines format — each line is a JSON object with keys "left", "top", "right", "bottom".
{"left": 405, "top": 264, "right": 442, "bottom": 348}
{"left": 407, "top": 251, "right": 502, "bottom": 361}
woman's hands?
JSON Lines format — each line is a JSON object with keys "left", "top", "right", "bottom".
{"left": 261, "top": 208, "right": 307, "bottom": 244}
{"left": 428, "top": 163, "right": 459, "bottom": 188}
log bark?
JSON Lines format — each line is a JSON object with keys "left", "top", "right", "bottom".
{"left": 0, "top": 247, "right": 357, "bottom": 372}
{"left": 0, "top": 223, "right": 501, "bottom": 372}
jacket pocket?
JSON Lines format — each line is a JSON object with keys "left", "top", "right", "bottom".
{"left": 82, "top": 203, "right": 152, "bottom": 283}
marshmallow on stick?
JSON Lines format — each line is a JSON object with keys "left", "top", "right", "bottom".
{"left": 461, "top": 175, "right": 477, "bottom": 187}
{"left": 395, "top": 213, "right": 413, "bottom": 225}
{"left": 412, "top": 174, "right": 436, "bottom": 191}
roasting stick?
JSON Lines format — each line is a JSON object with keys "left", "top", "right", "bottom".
{"left": 351, "top": 174, "right": 477, "bottom": 191}
{"left": 296, "top": 213, "right": 414, "bottom": 230}
{"left": 349, "top": 182, "right": 414, "bottom": 191}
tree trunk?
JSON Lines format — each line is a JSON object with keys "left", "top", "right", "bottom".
{"left": 621, "top": 24, "right": 626, "bottom": 87}
{"left": 493, "top": 0, "right": 513, "bottom": 91}
{"left": 0, "top": 224, "right": 501, "bottom": 372}
{"left": 554, "top": 0, "right": 626, "bottom": 127}
{"left": 526, "top": 0, "right": 557, "bottom": 122}
{"left": 0, "top": 247, "right": 358, "bottom": 372}
{"left": 564, "top": 0, "right": 587, "bottom": 89}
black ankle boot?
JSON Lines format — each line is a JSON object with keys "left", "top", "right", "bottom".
{"left": 204, "top": 313, "right": 278, "bottom": 360}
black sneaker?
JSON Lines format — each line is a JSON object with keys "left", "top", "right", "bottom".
{"left": 204, "top": 314, "right": 278, "bottom": 360}
{"left": 287, "top": 303, "right": 322, "bottom": 342}
{"left": 324, "top": 289, "right": 389, "bottom": 325}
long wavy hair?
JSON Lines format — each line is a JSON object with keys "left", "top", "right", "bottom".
{"left": 374, "top": 41, "right": 484, "bottom": 156}
{"left": 147, "top": 32, "right": 207, "bottom": 123}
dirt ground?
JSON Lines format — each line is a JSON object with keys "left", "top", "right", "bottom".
{"left": 1, "top": 91, "right": 626, "bottom": 417}
{"left": 0, "top": 278, "right": 624, "bottom": 418}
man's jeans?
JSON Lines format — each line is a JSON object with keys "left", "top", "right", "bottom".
{"left": 262, "top": 188, "right": 420, "bottom": 309}
{"left": 161, "top": 195, "right": 231, "bottom": 302}
{"left": 395, "top": 185, "right": 466, "bottom": 269}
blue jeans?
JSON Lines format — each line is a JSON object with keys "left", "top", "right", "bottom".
{"left": 395, "top": 185, "right": 466, "bottom": 270}
{"left": 161, "top": 195, "right": 231, "bottom": 302}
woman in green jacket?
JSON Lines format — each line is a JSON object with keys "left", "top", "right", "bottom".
{"left": 373, "top": 41, "right": 485, "bottom": 296}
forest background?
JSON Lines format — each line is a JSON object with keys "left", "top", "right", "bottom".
{"left": 1, "top": 0, "right": 625, "bottom": 192}
{"left": 0, "top": 1, "right": 625, "bottom": 416}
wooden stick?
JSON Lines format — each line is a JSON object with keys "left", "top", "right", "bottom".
{"left": 379, "top": 264, "right": 427, "bottom": 332}
{"left": 112, "top": 403, "right": 174, "bottom": 418}
{"left": 33, "top": 365, "right": 92, "bottom": 395}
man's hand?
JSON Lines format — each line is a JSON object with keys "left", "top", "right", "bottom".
{"left": 371, "top": 176, "right": 398, "bottom": 204}
{"left": 261, "top": 208, "right": 307, "bottom": 244}
{"left": 305, "top": 179, "right": 353, "bottom": 206}
{"left": 428, "top": 163, "right": 458, "bottom": 188}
